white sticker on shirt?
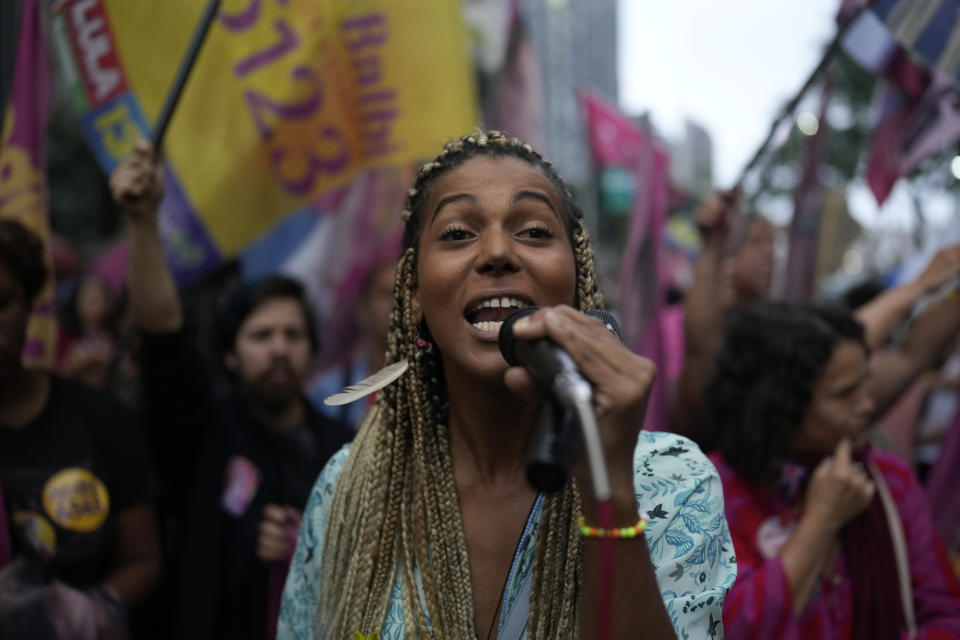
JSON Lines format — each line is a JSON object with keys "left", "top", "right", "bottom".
{"left": 756, "top": 515, "right": 796, "bottom": 560}
{"left": 221, "top": 456, "right": 261, "bottom": 517}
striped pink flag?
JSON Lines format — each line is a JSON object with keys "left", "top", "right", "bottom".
{"left": 580, "top": 90, "right": 670, "bottom": 430}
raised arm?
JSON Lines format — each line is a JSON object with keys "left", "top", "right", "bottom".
{"left": 110, "top": 140, "right": 182, "bottom": 333}
{"left": 855, "top": 244, "right": 960, "bottom": 350}
{"left": 675, "top": 190, "right": 738, "bottom": 444}
{"left": 868, "top": 289, "right": 960, "bottom": 419}
{"left": 111, "top": 141, "right": 213, "bottom": 462}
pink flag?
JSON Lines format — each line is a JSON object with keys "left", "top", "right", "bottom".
{"left": 0, "top": 0, "right": 56, "bottom": 369}
{"left": 864, "top": 50, "right": 928, "bottom": 207}
{"left": 580, "top": 90, "right": 670, "bottom": 430}
{"left": 581, "top": 90, "right": 650, "bottom": 167}
{"left": 846, "top": 22, "right": 960, "bottom": 207}
{"left": 866, "top": 86, "right": 914, "bottom": 206}
{"left": 864, "top": 66, "right": 956, "bottom": 207}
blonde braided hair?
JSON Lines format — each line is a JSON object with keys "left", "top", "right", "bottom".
{"left": 316, "top": 131, "right": 604, "bottom": 638}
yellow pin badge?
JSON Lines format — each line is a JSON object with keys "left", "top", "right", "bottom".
{"left": 42, "top": 467, "right": 110, "bottom": 532}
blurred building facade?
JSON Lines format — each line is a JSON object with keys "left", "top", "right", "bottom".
{"left": 524, "top": 0, "right": 619, "bottom": 186}
{"left": 669, "top": 120, "right": 714, "bottom": 201}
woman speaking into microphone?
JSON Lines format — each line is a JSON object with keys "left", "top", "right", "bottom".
{"left": 278, "top": 131, "right": 735, "bottom": 640}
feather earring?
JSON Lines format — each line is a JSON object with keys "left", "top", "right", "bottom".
{"left": 323, "top": 359, "right": 409, "bottom": 406}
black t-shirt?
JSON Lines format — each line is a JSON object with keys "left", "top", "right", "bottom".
{"left": 0, "top": 376, "right": 157, "bottom": 588}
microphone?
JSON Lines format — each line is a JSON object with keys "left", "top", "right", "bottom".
{"left": 499, "top": 307, "right": 622, "bottom": 493}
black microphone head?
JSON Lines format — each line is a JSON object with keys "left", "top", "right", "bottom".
{"left": 501, "top": 307, "right": 620, "bottom": 366}
{"left": 587, "top": 308, "right": 622, "bottom": 340}
{"left": 498, "top": 306, "right": 540, "bottom": 366}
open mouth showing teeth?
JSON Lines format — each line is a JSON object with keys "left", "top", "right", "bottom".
{"left": 464, "top": 296, "right": 530, "bottom": 332}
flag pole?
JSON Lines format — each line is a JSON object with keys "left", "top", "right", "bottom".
{"left": 151, "top": 0, "right": 222, "bottom": 149}
{"left": 734, "top": 7, "right": 863, "bottom": 189}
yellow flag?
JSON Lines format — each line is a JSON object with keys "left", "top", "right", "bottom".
{"left": 53, "top": 0, "right": 477, "bottom": 282}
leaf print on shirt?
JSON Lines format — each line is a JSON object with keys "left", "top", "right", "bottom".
{"left": 708, "top": 613, "right": 721, "bottom": 638}
{"left": 665, "top": 529, "right": 695, "bottom": 559}
{"left": 658, "top": 445, "right": 690, "bottom": 458}
{"left": 681, "top": 512, "right": 704, "bottom": 535}
{"left": 638, "top": 477, "right": 680, "bottom": 498}
{"left": 648, "top": 503, "right": 669, "bottom": 520}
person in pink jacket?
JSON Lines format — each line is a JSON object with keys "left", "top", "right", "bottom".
{"left": 706, "top": 302, "right": 960, "bottom": 640}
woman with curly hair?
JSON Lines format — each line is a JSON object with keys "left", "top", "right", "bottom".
{"left": 277, "top": 131, "right": 736, "bottom": 639}
{"left": 707, "top": 302, "right": 960, "bottom": 640}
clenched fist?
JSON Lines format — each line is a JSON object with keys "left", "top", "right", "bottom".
{"left": 109, "top": 140, "right": 165, "bottom": 222}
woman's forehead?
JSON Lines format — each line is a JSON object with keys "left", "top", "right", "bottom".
{"left": 425, "top": 155, "right": 560, "bottom": 204}
{"left": 819, "top": 341, "right": 868, "bottom": 388}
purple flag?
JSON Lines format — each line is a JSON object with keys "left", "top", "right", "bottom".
{"left": 0, "top": 0, "right": 56, "bottom": 369}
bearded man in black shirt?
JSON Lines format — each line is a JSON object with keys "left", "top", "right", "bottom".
{"left": 110, "top": 141, "right": 353, "bottom": 640}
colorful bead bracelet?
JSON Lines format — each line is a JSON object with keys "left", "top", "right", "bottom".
{"left": 577, "top": 514, "right": 649, "bottom": 539}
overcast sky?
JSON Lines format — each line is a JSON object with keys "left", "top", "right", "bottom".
{"left": 616, "top": 0, "right": 960, "bottom": 233}
{"left": 618, "top": 0, "right": 838, "bottom": 187}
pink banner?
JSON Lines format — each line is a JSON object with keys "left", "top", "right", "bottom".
{"left": 0, "top": 0, "right": 56, "bottom": 369}
{"left": 849, "top": 32, "right": 960, "bottom": 207}
{"left": 866, "top": 83, "right": 919, "bottom": 206}
{"left": 581, "top": 90, "right": 651, "bottom": 167}
{"left": 581, "top": 90, "right": 670, "bottom": 430}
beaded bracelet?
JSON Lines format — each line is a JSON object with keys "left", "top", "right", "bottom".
{"left": 577, "top": 514, "right": 649, "bottom": 539}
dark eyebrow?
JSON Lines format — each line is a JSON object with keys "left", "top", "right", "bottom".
{"left": 512, "top": 190, "right": 557, "bottom": 215}
{"left": 431, "top": 193, "right": 478, "bottom": 223}
{"left": 833, "top": 369, "right": 871, "bottom": 396}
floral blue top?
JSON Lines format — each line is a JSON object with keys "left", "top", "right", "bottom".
{"left": 278, "top": 431, "right": 737, "bottom": 639}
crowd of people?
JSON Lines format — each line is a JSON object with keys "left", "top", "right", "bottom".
{"left": 1, "top": 130, "right": 959, "bottom": 639}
